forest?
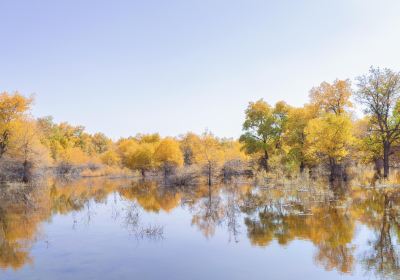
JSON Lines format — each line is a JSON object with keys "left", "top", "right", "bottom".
{"left": 2, "top": 66, "right": 400, "bottom": 186}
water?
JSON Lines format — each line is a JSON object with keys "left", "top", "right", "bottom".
{"left": 0, "top": 178, "right": 399, "bottom": 280}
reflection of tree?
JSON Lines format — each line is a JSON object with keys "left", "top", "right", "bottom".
{"left": 120, "top": 181, "right": 181, "bottom": 213}
{"left": 191, "top": 185, "right": 225, "bottom": 238}
{"left": 224, "top": 185, "right": 243, "bottom": 243}
{"left": 0, "top": 178, "right": 124, "bottom": 270}
{"left": 0, "top": 184, "right": 48, "bottom": 270}
{"left": 189, "top": 184, "right": 249, "bottom": 241}
{"left": 356, "top": 191, "right": 400, "bottom": 279}
{"left": 3, "top": 176, "right": 400, "bottom": 278}
{"left": 243, "top": 185, "right": 355, "bottom": 274}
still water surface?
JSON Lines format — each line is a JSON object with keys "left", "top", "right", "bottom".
{"left": 1, "top": 178, "right": 399, "bottom": 279}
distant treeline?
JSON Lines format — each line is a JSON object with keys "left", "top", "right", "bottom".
{"left": 1, "top": 66, "right": 400, "bottom": 184}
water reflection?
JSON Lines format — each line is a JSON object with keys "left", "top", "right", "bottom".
{"left": 0, "top": 178, "right": 400, "bottom": 279}
{"left": 354, "top": 190, "right": 400, "bottom": 279}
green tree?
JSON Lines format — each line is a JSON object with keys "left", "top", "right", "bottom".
{"left": 239, "top": 99, "right": 288, "bottom": 172}
{"left": 355, "top": 67, "right": 400, "bottom": 178}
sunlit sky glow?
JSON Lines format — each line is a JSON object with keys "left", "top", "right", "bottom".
{"left": 1, "top": 0, "right": 400, "bottom": 139}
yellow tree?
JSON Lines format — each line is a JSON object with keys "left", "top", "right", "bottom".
{"left": 36, "top": 117, "right": 96, "bottom": 164}
{"left": 220, "top": 139, "right": 248, "bottom": 178}
{"left": 135, "top": 133, "right": 161, "bottom": 144}
{"left": 91, "top": 132, "right": 112, "bottom": 154}
{"left": 127, "top": 143, "right": 156, "bottom": 177}
{"left": 221, "top": 139, "right": 247, "bottom": 163}
{"left": 305, "top": 113, "right": 355, "bottom": 180}
{"left": 0, "top": 92, "right": 33, "bottom": 159}
{"left": 100, "top": 150, "right": 121, "bottom": 166}
{"left": 284, "top": 105, "right": 318, "bottom": 172}
{"left": 309, "top": 79, "right": 352, "bottom": 115}
{"left": 154, "top": 138, "right": 184, "bottom": 176}
{"left": 193, "top": 131, "right": 224, "bottom": 186}
{"left": 8, "top": 119, "right": 51, "bottom": 182}
{"left": 180, "top": 132, "right": 201, "bottom": 166}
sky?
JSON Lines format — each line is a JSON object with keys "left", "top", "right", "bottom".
{"left": 1, "top": 0, "right": 400, "bottom": 139}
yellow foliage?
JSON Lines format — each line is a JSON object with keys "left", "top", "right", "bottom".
{"left": 305, "top": 113, "right": 355, "bottom": 163}
{"left": 116, "top": 138, "right": 139, "bottom": 166}
{"left": 0, "top": 92, "right": 32, "bottom": 123}
{"left": 126, "top": 143, "right": 156, "bottom": 173}
{"left": 154, "top": 138, "right": 184, "bottom": 168}
{"left": 59, "top": 146, "right": 92, "bottom": 165}
{"left": 221, "top": 140, "right": 248, "bottom": 162}
{"left": 193, "top": 132, "right": 224, "bottom": 167}
{"left": 0, "top": 92, "right": 33, "bottom": 158}
{"left": 100, "top": 150, "right": 121, "bottom": 166}
{"left": 8, "top": 118, "right": 51, "bottom": 166}
{"left": 80, "top": 165, "right": 131, "bottom": 177}
{"left": 309, "top": 79, "right": 352, "bottom": 115}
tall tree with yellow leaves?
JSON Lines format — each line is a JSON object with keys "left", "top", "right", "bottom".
{"left": 0, "top": 92, "right": 33, "bottom": 159}
{"left": 193, "top": 132, "right": 224, "bottom": 186}
{"left": 154, "top": 138, "right": 184, "bottom": 177}
{"left": 8, "top": 118, "right": 50, "bottom": 182}
{"left": 305, "top": 113, "right": 355, "bottom": 180}
{"left": 309, "top": 79, "right": 352, "bottom": 116}
{"left": 284, "top": 105, "right": 318, "bottom": 173}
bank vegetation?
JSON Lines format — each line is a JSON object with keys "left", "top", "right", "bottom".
{"left": 2, "top": 67, "right": 400, "bottom": 186}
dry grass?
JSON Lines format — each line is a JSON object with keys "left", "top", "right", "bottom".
{"left": 80, "top": 165, "right": 133, "bottom": 178}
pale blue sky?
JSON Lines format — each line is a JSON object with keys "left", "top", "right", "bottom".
{"left": 1, "top": 0, "right": 400, "bottom": 139}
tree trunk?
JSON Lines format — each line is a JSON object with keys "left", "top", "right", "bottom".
{"left": 383, "top": 141, "right": 391, "bottom": 178}
{"left": 374, "top": 158, "right": 383, "bottom": 178}
{"left": 141, "top": 169, "right": 146, "bottom": 178}
{"left": 208, "top": 164, "right": 212, "bottom": 186}
{"left": 329, "top": 158, "right": 345, "bottom": 182}
{"left": 0, "top": 130, "right": 9, "bottom": 159}
{"left": 163, "top": 163, "right": 169, "bottom": 178}
{"left": 329, "top": 158, "right": 336, "bottom": 182}
{"left": 22, "top": 160, "right": 32, "bottom": 183}
{"left": 299, "top": 161, "right": 305, "bottom": 173}
{"left": 260, "top": 151, "right": 269, "bottom": 172}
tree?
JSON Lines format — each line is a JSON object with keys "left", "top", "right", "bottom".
{"left": 239, "top": 100, "right": 288, "bottom": 172}
{"left": 284, "top": 105, "right": 318, "bottom": 173}
{"left": 305, "top": 113, "right": 354, "bottom": 180}
{"left": 0, "top": 92, "right": 32, "bottom": 159}
{"left": 91, "top": 132, "right": 111, "bottom": 154}
{"left": 180, "top": 132, "right": 201, "bottom": 166}
{"left": 220, "top": 139, "right": 248, "bottom": 179}
{"left": 116, "top": 138, "right": 139, "bottom": 167}
{"left": 353, "top": 117, "right": 383, "bottom": 176}
{"left": 154, "top": 138, "right": 184, "bottom": 177}
{"left": 100, "top": 150, "right": 121, "bottom": 166}
{"left": 310, "top": 79, "right": 352, "bottom": 115}
{"left": 127, "top": 143, "right": 156, "bottom": 177}
{"left": 355, "top": 67, "right": 400, "bottom": 178}
{"left": 8, "top": 119, "right": 50, "bottom": 182}
{"left": 193, "top": 131, "right": 224, "bottom": 186}
{"left": 134, "top": 133, "right": 161, "bottom": 144}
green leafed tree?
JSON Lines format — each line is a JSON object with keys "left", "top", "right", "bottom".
{"left": 239, "top": 99, "right": 289, "bottom": 172}
{"left": 356, "top": 67, "right": 400, "bottom": 178}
